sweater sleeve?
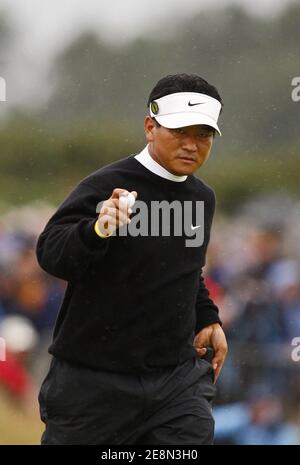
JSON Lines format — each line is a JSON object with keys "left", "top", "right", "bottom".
{"left": 194, "top": 186, "right": 222, "bottom": 333}
{"left": 195, "top": 271, "right": 222, "bottom": 333}
{"left": 36, "top": 180, "right": 112, "bottom": 282}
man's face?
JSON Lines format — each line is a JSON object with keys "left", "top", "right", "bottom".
{"left": 144, "top": 116, "right": 215, "bottom": 176}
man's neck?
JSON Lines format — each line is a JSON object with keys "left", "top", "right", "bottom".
{"left": 134, "top": 145, "right": 187, "bottom": 182}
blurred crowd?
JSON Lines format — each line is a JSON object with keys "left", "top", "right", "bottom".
{"left": 0, "top": 203, "right": 66, "bottom": 427}
{"left": 205, "top": 195, "right": 300, "bottom": 444}
{"left": 0, "top": 195, "right": 300, "bottom": 444}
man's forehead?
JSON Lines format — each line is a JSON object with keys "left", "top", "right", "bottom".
{"left": 175, "top": 124, "right": 214, "bottom": 131}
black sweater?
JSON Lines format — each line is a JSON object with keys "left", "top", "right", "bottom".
{"left": 36, "top": 153, "right": 221, "bottom": 373}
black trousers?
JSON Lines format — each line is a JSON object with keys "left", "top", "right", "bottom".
{"left": 38, "top": 356, "right": 216, "bottom": 445}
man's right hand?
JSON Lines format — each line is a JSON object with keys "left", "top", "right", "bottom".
{"left": 96, "top": 188, "right": 138, "bottom": 237}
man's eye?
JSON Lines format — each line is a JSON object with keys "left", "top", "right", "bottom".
{"left": 197, "top": 132, "right": 213, "bottom": 138}
{"left": 173, "top": 128, "right": 184, "bottom": 134}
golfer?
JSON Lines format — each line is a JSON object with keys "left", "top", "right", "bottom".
{"left": 36, "top": 73, "right": 228, "bottom": 445}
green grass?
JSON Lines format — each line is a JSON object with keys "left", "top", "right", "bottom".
{"left": 0, "top": 395, "right": 44, "bottom": 445}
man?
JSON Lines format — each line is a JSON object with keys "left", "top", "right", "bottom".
{"left": 36, "top": 73, "right": 228, "bottom": 445}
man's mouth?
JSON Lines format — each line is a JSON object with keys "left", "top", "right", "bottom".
{"left": 178, "top": 156, "right": 197, "bottom": 163}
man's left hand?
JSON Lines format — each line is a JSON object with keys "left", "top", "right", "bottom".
{"left": 193, "top": 323, "right": 228, "bottom": 383}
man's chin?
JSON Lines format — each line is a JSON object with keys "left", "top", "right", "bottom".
{"left": 171, "top": 161, "right": 199, "bottom": 176}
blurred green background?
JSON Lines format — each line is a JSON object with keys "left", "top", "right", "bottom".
{"left": 0, "top": 3, "right": 299, "bottom": 210}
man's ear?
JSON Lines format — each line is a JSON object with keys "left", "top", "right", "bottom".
{"left": 144, "top": 116, "right": 156, "bottom": 143}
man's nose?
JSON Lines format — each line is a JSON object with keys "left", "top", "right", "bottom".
{"left": 181, "top": 135, "right": 198, "bottom": 151}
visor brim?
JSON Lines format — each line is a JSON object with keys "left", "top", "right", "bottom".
{"left": 155, "top": 113, "right": 222, "bottom": 136}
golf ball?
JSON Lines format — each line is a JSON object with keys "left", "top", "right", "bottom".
{"left": 119, "top": 192, "right": 135, "bottom": 208}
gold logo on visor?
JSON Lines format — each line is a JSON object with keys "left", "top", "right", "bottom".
{"left": 151, "top": 101, "right": 159, "bottom": 115}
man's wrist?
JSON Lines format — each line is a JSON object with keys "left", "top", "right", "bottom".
{"left": 94, "top": 219, "right": 111, "bottom": 239}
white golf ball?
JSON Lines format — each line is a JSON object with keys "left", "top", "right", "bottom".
{"left": 120, "top": 192, "right": 135, "bottom": 208}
